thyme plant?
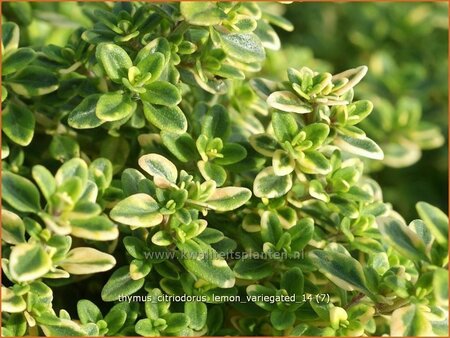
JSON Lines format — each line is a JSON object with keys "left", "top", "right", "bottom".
{"left": 1, "top": 2, "right": 448, "bottom": 337}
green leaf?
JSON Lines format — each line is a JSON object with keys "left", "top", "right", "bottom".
{"left": 101, "top": 266, "right": 145, "bottom": 302}
{"left": 249, "top": 133, "right": 279, "bottom": 156}
{"left": 135, "top": 318, "right": 161, "bottom": 336}
{"left": 273, "top": 149, "right": 295, "bottom": 176}
{"left": 185, "top": 302, "right": 207, "bottom": 330}
{"left": 416, "top": 202, "right": 448, "bottom": 247}
{"left": 288, "top": 218, "right": 314, "bottom": 251}
{"left": 261, "top": 211, "right": 282, "bottom": 244}
{"left": 272, "top": 111, "right": 298, "bottom": 143}
{"left": 303, "top": 123, "right": 330, "bottom": 149}
{"left": 201, "top": 104, "right": 230, "bottom": 139}
{"left": 164, "top": 313, "right": 190, "bottom": 334}
{"left": 161, "top": 132, "right": 197, "bottom": 163}
{"left": 299, "top": 151, "right": 332, "bottom": 175}
{"left": 37, "top": 312, "right": 88, "bottom": 336}
{"left": 60, "top": 247, "right": 116, "bottom": 274}
{"left": 89, "top": 158, "right": 113, "bottom": 191}
{"left": 8, "top": 66, "right": 58, "bottom": 97}
{"left": 2, "top": 22, "right": 19, "bottom": 55}
{"left": 2, "top": 47, "right": 36, "bottom": 76}
{"left": 139, "top": 153, "right": 178, "bottom": 184}
{"left": 71, "top": 216, "right": 118, "bottom": 241}
{"left": 281, "top": 267, "right": 304, "bottom": 296}
{"left": 96, "top": 43, "right": 132, "bottom": 83}
{"left": 309, "top": 250, "right": 371, "bottom": 295}
{"left": 1, "top": 287, "right": 26, "bottom": 313}
{"left": 143, "top": 102, "right": 187, "bottom": 133}
{"left": 2, "top": 101, "right": 35, "bottom": 146}
{"left": 180, "top": 2, "right": 226, "bottom": 26}
{"left": 198, "top": 160, "right": 227, "bottom": 187}
{"left": 77, "top": 300, "right": 102, "bottom": 324}
{"left": 9, "top": 243, "right": 52, "bottom": 282}
{"left": 347, "top": 100, "right": 373, "bottom": 125}
{"left": 270, "top": 309, "right": 295, "bottom": 330}
{"left": 234, "top": 259, "right": 273, "bottom": 280}
{"left": 135, "top": 52, "right": 165, "bottom": 80}
{"left": 206, "top": 187, "right": 252, "bottom": 211}
{"left": 214, "top": 143, "right": 247, "bottom": 165}
{"left": 2, "top": 171, "right": 41, "bottom": 213}
{"left": 68, "top": 94, "right": 103, "bottom": 129}
{"left": 267, "top": 91, "right": 311, "bottom": 114}
{"left": 32, "top": 165, "right": 56, "bottom": 201}
{"left": 140, "top": 81, "right": 181, "bottom": 106}
{"left": 49, "top": 135, "right": 80, "bottom": 162}
{"left": 433, "top": 268, "right": 448, "bottom": 306}
{"left": 110, "top": 193, "right": 163, "bottom": 227}
{"left": 219, "top": 32, "right": 265, "bottom": 63}
{"left": 55, "top": 158, "right": 88, "bottom": 186}
{"left": 177, "top": 239, "right": 235, "bottom": 288}
{"left": 96, "top": 92, "right": 136, "bottom": 122}
{"left": 1, "top": 209, "right": 26, "bottom": 244}
{"left": 335, "top": 134, "right": 384, "bottom": 160}
{"left": 253, "top": 167, "right": 292, "bottom": 198}
{"left": 390, "top": 304, "right": 433, "bottom": 336}
{"left": 378, "top": 216, "right": 429, "bottom": 262}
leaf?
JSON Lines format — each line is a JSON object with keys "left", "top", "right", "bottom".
{"left": 347, "top": 100, "right": 373, "bottom": 125}
{"left": 96, "top": 92, "right": 136, "bottom": 122}
{"left": 2, "top": 47, "right": 36, "bottom": 76}
{"left": 55, "top": 158, "right": 88, "bottom": 186}
{"left": 206, "top": 187, "right": 252, "bottom": 211}
{"left": 303, "top": 123, "right": 330, "bottom": 149}
{"left": 198, "top": 160, "right": 227, "bottom": 187}
{"left": 270, "top": 309, "right": 295, "bottom": 330}
{"left": 1, "top": 287, "right": 26, "bottom": 313}
{"left": 101, "top": 266, "right": 145, "bottom": 301}
{"left": 32, "top": 165, "right": 56, "bottom": 201}
{"left": 433, "top": 268, "right": 448, "bottom": 306}
{"left": 180, "top": 2, "right": 226, "bottom": 26}
{"left": 110, "top": 193, "right": 163, "bottom": 228}
{"left": 49, "top": 135, "right": 80, "bottom": 162}
{"left": 60, "top": 247, "right": 116, "bottom": 275}
{"left": 68, "top": 94, "right": 103, "bottom": 129}
{"left": 37, "top": 312, "right": 87, "bottom": 336}
{"left": 161, "top": 132, "right": 197, "bottom": 163}
{"left": 2, "top": 209, "right": 26, "bottom": 244}
{"left": 219, "top": 32, "right": 265, "bottom": 63}
{"left": 9, "top": 243, "right": 52, "bottom": 282}
{"left": 234, "top": 259, "right": 273, "bottom": 280}
{"left": 201, "top": 104, "right": 230, "bottom": 139}
{"left": 177, "top": 239, "right": 235, "bottom": 288}
{"left": 273, "top": 149, "right": 295, "bottom": 176}
{"left": 2, "top": 101, "right": 35, "bottom": 146}
{"left": 214, "top": 143, "right": 247, "bottom": 165}
{"left": 378, "top": 216, "right": 429, "bottom": 262}
{"left": 143, "top": 101, "right": 187, "bottom": 133}
{"left": 185, "top": 302, "right": 207, "bottom": 330}
{"left": 77, "top": 300, "right": 102, "bottom": 324}
{"left": 96, "top": 43, "right": 132, "bottom": 83}
{"left": 309, "top": 250, "right": 371, "bottom": 295}
{"left": 135, "top": 52, "right": 165, "bottom": 80}
{"left": 2, "top": 22, "right": 19, "bottom": 55}
{"left": 249, "top": 133, "right": 279, "bottom": 156}
{"left": 335, "top": 134, "right": 384, "bottom": 160}
{"left": 253, "top": 167, "right": 292, "bottom": 198}
{"left": 2, "top": 171, "right": 41, "bottom": 213}
{"left": 89, "top": 158, "right": 113, "bottom": 191}
{"left": 299, "top": 151, "right": 332, "bottom": 175}
{"left": 8, "top": 66, "right": 58, "bottom": 97}
{"left": 416, "top": 202, "right": 448, "bottom": 247}
{"left": 272, "top": 111, "right": 298, "bottom": 143}
{"left": 140, "top": 81, "right": 181, "bottom": 106}
{"left": 71, "top": 216, "right": 119, "bottom": 241}
{"left": 281, "top": 267, "right": 304, "bottom": 297}
{"left": 261, "top": 211, "right": 282, "bottom": 244}
{"left": 390, "top": 304, "right": 433, "bottom": 336}
{"left": 164, "top": 313, "right": 190, "bottom": 334}
{"left": 139, "top": 153, "right": 178, "bottom": 184}
{"left": 267, "top": 91, "right": 311, "bottom": 114}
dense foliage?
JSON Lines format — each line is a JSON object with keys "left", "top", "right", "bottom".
{"left": 1, "top": 2, "right": 448, "bottom": 337}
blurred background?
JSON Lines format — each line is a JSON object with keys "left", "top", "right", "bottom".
{"left": 3, "top": 1, "right": 448, "bottom": 220}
